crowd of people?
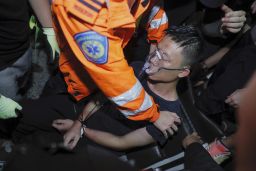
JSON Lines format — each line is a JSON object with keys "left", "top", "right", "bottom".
{"left": 0, "top": 0, "right": 256, "bottom": 170}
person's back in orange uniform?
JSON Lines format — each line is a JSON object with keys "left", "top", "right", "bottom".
{"left": 51, "top": 0, "right": 179, "bottom": 148}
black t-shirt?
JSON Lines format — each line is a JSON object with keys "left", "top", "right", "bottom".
{"left": 0, "top": 0, "right": 30, "bottom": 70}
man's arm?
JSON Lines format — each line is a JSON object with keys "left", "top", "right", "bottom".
{"left": 53, "top": 119, "right": 155, "bottom": 150}
{"left": 191, "top": 25, "right": 250, "bottom": 85}
{"left": 28, "top": 0, "right": 59, "bottom": 61}
{"left": 208, "top": 25, "right": 249, "bottom": 67}
{"left": 203, "top": 29, "right": 245, "bottom": 69}
{"left": 28, "top": 0, "right": 52, "bottom": 27}
{"left": 146, "top": 0, "right": 168, "bottom": 43}
{"left": 84, "top": 127, "right": 154, "bottom": 151}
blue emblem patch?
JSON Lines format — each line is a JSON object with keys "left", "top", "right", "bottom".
{"left": 74, "top": 31, "right": 108, "bottom": 64}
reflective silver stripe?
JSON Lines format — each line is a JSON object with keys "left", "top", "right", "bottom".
{"left": 110, "top": 79, "right": 143, "bottom": 106}
{"left": 149, "top": 13, "right": 168, "bottom": 29}
{"left": 119, "top": 92, "right": 153, "bottom": 117}
{"left": 147, "top": 0, "right": 164, "bottom": 22}
{"left": 148, "top": 5, "right": 160, "bottom": 23}
{"left": 165, "top": 164, "right": 185, "bottom": 171}
{"left": 144, "top": 152, "right": 184, "bottom": 170}
{"left": 105, "top": 0, "right": 109, "bottom": 7}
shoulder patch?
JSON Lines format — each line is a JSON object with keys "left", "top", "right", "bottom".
{"left": 74, "top": 31, "right": 108, "bottom": 64}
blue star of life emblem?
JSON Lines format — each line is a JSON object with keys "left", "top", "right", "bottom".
{"left": 74, "top": 31, "right": 108, "bottom": 64}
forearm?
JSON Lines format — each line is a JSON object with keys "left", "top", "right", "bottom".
{"left": 203, "top": 32, "right": 244, "bottom": 68}
{"left": 84, "top": 127, "right": 154, "bottom": 151}
{"left": 28, "top": 0, "right": 52, "bottom": 27}
{"left": 121, "top": 127, "right": 154, "bottom": 148}
{"left": 203, "top": 45, "right": 232, "bottom": 68}
{"left": 84, "top": 128, "right": 128, "bottom": 151}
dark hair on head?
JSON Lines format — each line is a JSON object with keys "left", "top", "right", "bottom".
{"left": 165, "top": 25, "right": 202, "bottom": 66}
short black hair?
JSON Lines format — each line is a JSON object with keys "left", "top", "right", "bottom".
{"left": 165, "top": 25, "right": 202, "bottom": 66}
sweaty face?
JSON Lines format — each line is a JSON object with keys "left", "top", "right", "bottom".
{"left": 145, "top": 36, "right": 185, "bottom": 82}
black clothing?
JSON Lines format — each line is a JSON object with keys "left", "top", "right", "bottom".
{"left": 195, "top": 30, "right": 256, "bottom": 116}
{"left": 3, "top": 143, "right": 138, "bottom": 171}
{"left": 0, "top": 0, "right": 30, "bottom": 70}
{"left": 184, "top": 143, "right": 224, "bottom": 171}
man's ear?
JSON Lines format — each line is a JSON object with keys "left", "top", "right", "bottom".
{"left": 178, "top": 68, "right": 190, "bottom": 78}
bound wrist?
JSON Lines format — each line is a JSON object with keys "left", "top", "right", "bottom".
{"left": 80, "top": 124, "right": 87, "bottom": 137}
{"left": 74, "top": 120, "right": 83, "bottom": 128}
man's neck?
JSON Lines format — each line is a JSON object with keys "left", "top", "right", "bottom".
{"left": 147, "top": 80, "right": 178, "bottom": 101}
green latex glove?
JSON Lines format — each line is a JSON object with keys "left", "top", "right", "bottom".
{"left": 42, "top": 27, "right": 60, "bottom": 61}
{"left": 0, "top": 95, "right": 22, "bottom": 119}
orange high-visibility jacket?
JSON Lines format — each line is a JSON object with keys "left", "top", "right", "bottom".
{"left": 51, "top": 0, "right": 168, "bottom": 122}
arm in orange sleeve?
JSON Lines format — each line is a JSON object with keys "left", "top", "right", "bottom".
{"left": 52, "top": 0, "right": 160, "bottom": 122}
{"left": 146, "top": 1, "right": 168, "bottom": 43}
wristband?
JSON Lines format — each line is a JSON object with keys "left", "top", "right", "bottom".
{"left": 80, "top": 124, "right": 87, "bottom": 138}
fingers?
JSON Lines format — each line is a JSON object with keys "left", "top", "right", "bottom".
{"left": 222, "top": 27, "right": 242, "bottom": 34}
{"left": 164, "top": 124, "right": 179, "bottom": 139}
{"left": 251, "top": 1, "right": 256, "bottom": 14}
{"left": 154, "top": 111, "right": 182, "bottom": 139}
{"left": 222, "top": 15, "right": 246, "bottom": 23}
{"left": 171, "top": 113, "right": 181, "bottom": 124}
{"left": 221, "top": 4, "right": 233, "bottom": 13}
{"left": 221, "top": 11, "right": 246, "bottom": 34}
{"left": 224, "top": 11, "right": 246, "bottom": 18}
{"left": 166, "top": 128, "right": 174, "bottom": 137}
{"left": 225, "top": 97, "right": 239, "bottom": 108}
{"left": 63, "top": 134, "right": 72, "bottom": 148}
{"left": 225, "top": 96, "right": 234, "bottom": 105}
{"left": 52, "top": 119, "right": 66, "bottom": 125}
{"left": 225, "top": 97, "right": 231, "bottom": 104}
{"left": 191, "top": 132, "right": 198, "bottom": 137}
{"left": 52, "top": 119, "right": 72, "bottom": 131}
{"left": 229, "top": 100, "right": 239, "bottom": 108}
{"left": 52, "top": 119, "right": 65, "bottom": 128}
{"left": 163, "top": 130, "right": 168, "bottom": 139}
{"left": 171, "top": 124, "right": 178, "bottom": 132}
{"left": 16, "top": 104, "right": 22, "bottom": 111}
{"left": 220, "top": 5, "right": 246, "bottom": 34}
{"left": 52, "top": 123, "right": 65, "bottom": 131}
{"left": 63, "top": 134, "right": 79, "bottom": 149}
{"left": 222, "top": 20, "right": 245, "bottom": 29}
{"left": 69, "top": 136, "right": 80, "bottom": 149}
